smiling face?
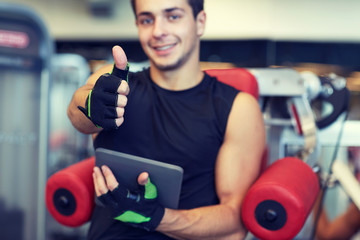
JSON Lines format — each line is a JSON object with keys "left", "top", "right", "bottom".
{"left": 134, "top": 0, "right": 206, "bottom": 71}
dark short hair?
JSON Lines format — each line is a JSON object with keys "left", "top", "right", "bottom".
{"left": 130, "top": 0, "right": 204, "bottom": 19}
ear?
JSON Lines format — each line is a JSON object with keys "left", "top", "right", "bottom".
{"left": 196, "top": 10, "right": 206, "bottom": 36}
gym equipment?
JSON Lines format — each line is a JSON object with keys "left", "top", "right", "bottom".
{"left": 241, "top": 157, "right": 320, "bottom": 240}
{"left": 47, "top": 53, "right": 93, "bottom": 239}
{"left": 311, "top": 74, "right": 350, "bottom": 129}
{"left": 49, "top": 53, "right": 92, "bottom": 171}
{"left": 46, "top": 157, "right": 95, "bottom": 227}
{"left": 0, "top": 3, "right": 53, "bottom": 240}
{"left": 332, "top": 160, "right": 360, "bottom": 210}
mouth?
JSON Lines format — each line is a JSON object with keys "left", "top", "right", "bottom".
{"left": 152, "top": 43, "right": 177, "bottom": 53}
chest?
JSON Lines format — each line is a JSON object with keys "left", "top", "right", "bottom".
{"left": 125, "top": 87, "right": 224, "bottom": 166}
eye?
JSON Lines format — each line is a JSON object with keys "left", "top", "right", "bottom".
{"left": 138, "top": 17, "right": 154, "bottom": 25}
{"left": 168, "top": 14, "right": 180, "bottom": 21}
{"left": 169, "top": 15, "right": 180, "bottom": 20}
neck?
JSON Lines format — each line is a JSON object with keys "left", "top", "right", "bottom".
{"left": 150, "top": 64, "right": 204, "bottom": 91}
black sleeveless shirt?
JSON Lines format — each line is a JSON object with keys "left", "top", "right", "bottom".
{"left": 88, "top": 68, "right": 239, "bottom": 240}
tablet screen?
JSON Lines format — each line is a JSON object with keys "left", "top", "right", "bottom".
{"left": 95, "top": 148, "right": 183, "bottom": 209}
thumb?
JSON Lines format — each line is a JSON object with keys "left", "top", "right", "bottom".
{"left": 144, "top": 176, "right": 158, "bottom": 200}
{"left": 138, "top": 173, "right": 158, "bottom": 200}
{"left": 112, "top": 45, "right": 128, "bottom": 70}
{"left": 138, "top": 172, "right": 149, "bottom": 186}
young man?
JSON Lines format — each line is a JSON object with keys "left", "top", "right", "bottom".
{"left": 67, "top": 0, "right": 265, "bottom": 239}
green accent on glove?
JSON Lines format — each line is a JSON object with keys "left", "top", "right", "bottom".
{"left": 96, "top": 176, "right": 165, "bottom": 231}
{"left": 114, "top": 210, "right": 151, "bottom": 223}
{"left": 145, "top": 178, "right": 157, "bottom": 199}
{"left": 87, "top": 89, "right": 93, "bottom": 117}
{"left": 86, "top": 89, "right": 101, "bottom": 128}
{"left": 114, "top": 178, "right": 157, "bottom": 223}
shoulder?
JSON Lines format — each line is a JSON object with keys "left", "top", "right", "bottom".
{"left": 226, "top": 91, "right": 265, "bottom": 145}
{"left": 204, "top": 73, "right": 240, "bottom": 110}
{"left": 233, "top": 91, "right": 259, "bottom": 111}
{"left": 230, "top": 92, "right": 263, "bottom": 126}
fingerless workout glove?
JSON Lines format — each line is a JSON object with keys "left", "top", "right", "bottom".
{"left": 97, "top": 178, "right": 165, "bottom": 231}
{"left": 78, "top": 63, "right": 129, "bottom": 130}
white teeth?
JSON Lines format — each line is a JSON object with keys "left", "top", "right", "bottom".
{"left": 155, "top": 44, "right": 174, "bottom": 51}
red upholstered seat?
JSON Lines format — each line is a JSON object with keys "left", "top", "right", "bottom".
{"left": 205, "top": 68, "right": 259, "bottom": 99}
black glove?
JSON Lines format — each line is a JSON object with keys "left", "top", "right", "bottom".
{"left": 97, "top": 177, "right": 165, "bottom": 232}
{"left": 78, "top": 63, "right": 129, "bottom": 130}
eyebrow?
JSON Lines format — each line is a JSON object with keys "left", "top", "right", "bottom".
{"left": 137, "top": 7, "right": 185, "bottom": 17}
{"left": 164, "top": 7, "right": 185, "bottom": 13}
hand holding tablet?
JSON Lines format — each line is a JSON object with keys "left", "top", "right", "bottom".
{"left": 94, "top": 165, "right": 166, "bottom": 231}
{"left": 95, "top": 148, "right": 183, "bottom": 209}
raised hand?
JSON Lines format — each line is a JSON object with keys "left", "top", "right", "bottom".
{"left": 78, "top": 45, "right": 130, "bottom": 130}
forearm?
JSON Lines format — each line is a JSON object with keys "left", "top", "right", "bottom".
{"left": 316, "top": 203, "right": 360, "bottom": 240}
{"left": 67, "top": 85, "right": 102, "bottom": 134}
{"left": 157, "top": 203, "right": 246, "bottom": 240}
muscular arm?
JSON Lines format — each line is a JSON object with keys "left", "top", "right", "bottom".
{"left": 157, "top": 92, "right": 266, "bottom": 240}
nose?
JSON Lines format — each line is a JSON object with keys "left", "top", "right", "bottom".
{"left": 152, "top": 18, "right": 167, "bottom": 38}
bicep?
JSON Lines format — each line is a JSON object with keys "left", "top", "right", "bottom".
{"left": 215, "top": 92, "right": 266, "bottom": 205}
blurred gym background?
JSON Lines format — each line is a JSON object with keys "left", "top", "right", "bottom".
{"left": 0, "top": 0, "right": 359, "bottom": 239}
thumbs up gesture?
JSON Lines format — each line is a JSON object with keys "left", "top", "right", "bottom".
{"left": 78, "top": 46, "right": 130, "bottom": 130}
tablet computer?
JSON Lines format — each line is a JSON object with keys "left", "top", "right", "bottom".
{"left": 95, "top": 148, "right": 183, "bottom": 209}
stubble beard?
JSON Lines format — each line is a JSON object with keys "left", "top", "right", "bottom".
{"left": 150, "top": 40, "right": 198, "bottom": 72}
{"left": 152, "top": 56, "right": 186, "bottom": 71}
